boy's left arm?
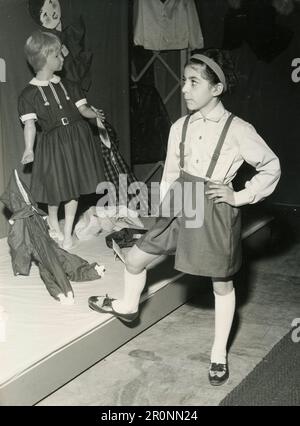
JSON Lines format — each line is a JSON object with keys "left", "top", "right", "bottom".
{"left": 206, "top": 122, "right": 281, "bottom": 207}
{"left": 232, "top": 123, "right": 281, "bottom": 206}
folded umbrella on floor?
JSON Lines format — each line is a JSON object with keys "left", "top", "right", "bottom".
{"left": 0, "top": 170, "right": 105, "bottom": 301}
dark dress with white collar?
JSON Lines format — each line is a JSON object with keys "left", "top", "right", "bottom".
{"left": 18, "top": 76, "right": 105, "bottom": 205}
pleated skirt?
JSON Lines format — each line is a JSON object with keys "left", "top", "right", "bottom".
{"left": 31, "top": 120, "right": 105, "bottom": 205}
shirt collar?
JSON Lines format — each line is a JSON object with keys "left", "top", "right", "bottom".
{"left": 190, "top": 101, "right": 226, "bottom": 123}
{"left": 29, "top": 75, "right": 61, "bottom": 87}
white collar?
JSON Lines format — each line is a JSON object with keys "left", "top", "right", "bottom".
{"left": 29, "top": 75, "right": 61, "bottom": 87}
{"left": 190, "top": 102, "right": 226, "bottom": 123}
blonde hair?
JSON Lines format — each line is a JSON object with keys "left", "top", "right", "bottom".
{"left": 24, "top": 30, "right": 61, "bottom": 72}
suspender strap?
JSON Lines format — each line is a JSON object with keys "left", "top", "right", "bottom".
{"left": 179, "top": 112, "right": 235, "bottom": 177}
{"left": 206, "top": 113, "right": 235, "bottom": 179}
{"left": 179, "top": 115, "right": 191, "bottom": 169}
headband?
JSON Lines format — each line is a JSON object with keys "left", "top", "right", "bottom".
{"left": 190, "top": 54, "right": 227, "bottom": 92}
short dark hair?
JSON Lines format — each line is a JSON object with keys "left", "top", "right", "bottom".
{"left": 187, "top": 48, "right": 237, "bottom": 95}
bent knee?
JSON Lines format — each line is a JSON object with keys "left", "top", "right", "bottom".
{"left": 125, "top": 252, "right": 144, "bottom": 274}
{"left": 213, "top": 280, "right": 234, "bottom": 296}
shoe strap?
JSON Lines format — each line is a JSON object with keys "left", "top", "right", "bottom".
{"left": 103, "top": 294, "right": 115, "bottom": 307}
{"left": 210, "top": 363, "right": 227, "bottom": 372}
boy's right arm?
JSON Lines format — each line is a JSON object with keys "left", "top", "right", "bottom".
{"left": 21, "top": 119, "right": 36, "bottom": 164}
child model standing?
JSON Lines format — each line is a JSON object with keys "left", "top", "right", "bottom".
{"left": 89, "top": 49, "right": 281, "bottom": 386}
{"left": 19, "top": 30, "right": 105, "bottom": 250}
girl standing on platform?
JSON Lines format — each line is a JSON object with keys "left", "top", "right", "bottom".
{"left": 19, "top": 30, "right": 105, "bottom": 250}
{"left": 89, "top": 49, "right": 281, "bottom": 386}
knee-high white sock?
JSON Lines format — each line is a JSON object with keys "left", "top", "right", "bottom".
{"left": 211, "top": 289, "right": 236, "bottom": 364}
{"left": 112, "top": 268, "right": 147, "bottom": 313}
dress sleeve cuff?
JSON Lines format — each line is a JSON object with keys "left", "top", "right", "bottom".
{"left": 233, "top": 188, "right": 255, "bottom": 207}
{"left": 20, "top": 113, "right": 37, "bottom": 123}
{"left": 75, "top": 98, "right": 88, "bottom": 108}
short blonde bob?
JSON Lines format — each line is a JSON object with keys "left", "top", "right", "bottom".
{"left": 24, "top": 30, "right": 61, "bottom": 72}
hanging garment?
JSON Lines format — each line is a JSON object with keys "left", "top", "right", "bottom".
{"left": 37, "top": 15, "right": 93, "bottom": 92}
{"left": 134, "top": 0, "right": 204, "bottom": 50}
{"left": 130, "top": 83, "right": 171, "bottom": 164}
{"left": 223, "top": 0, "right": 294, "bottom": 62}
{"left": 58, "top": 17, "right": 93, "bottom": 91}
{"left": 244, "top": 0, "right": 294, "bottom": 62}
{"left": 0, "top": 170, "right": 105, "bottom": 301}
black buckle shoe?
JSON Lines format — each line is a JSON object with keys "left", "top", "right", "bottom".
{"left": 88, "top": 295, "right": 139, "bottom": 323}
{"left": 208, "top": 362, "right": 229, "bottom": 386}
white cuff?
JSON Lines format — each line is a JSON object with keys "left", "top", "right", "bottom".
{"left": 75, "top": 98, "right": 88, "bottom": 108}
{"left": 233, "top": 188, "right": 255, "bottom": 207}
{"left": 20, "top": 113, "right": 37, "bottom": 123}
{"left": 61, "top": 44, "right": 69, "bottom": 57}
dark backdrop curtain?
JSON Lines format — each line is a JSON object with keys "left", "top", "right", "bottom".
{"left": 0, "top": 0, "right": 130, "bottom": 238}
{"left": 197, "top": 0, "right": 300, "bottom": 206}
{"left": 222, "top": 5, "right": 300, "bottom": 206}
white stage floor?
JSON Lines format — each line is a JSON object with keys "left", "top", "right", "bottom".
{"left": 0, "top": 232, "right": 196, "bottom": 405}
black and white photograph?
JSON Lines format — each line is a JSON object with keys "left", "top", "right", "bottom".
{"left": 0, "top": 0, "right": 299, "bottom": 408}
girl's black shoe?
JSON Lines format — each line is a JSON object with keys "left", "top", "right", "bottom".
{"left": 208, "top": 362, "right": 229, "bottom": 386}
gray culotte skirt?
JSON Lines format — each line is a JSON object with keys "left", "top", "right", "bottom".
{"left": 136, "top": 171, "right": 242, "bottom": 278}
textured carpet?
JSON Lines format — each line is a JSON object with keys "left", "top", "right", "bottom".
{"left": 220, "top": 331, "right": 300, "bottom": 406}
